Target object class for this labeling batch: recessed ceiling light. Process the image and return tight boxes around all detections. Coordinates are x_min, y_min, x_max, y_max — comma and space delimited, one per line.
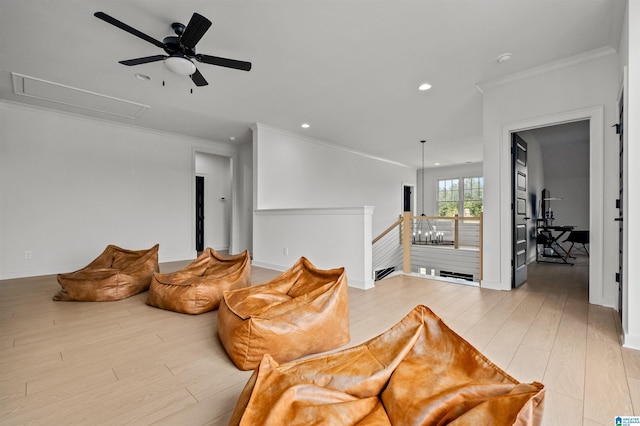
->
434, 162, 440, 166
135, 73, 151, 81
229, 136, 236, 142
418, 83, 432, 91
496, 53, 512, 63
301, 123, 310, 129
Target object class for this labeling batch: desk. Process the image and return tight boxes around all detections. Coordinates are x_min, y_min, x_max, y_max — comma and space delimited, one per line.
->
536, 222, 575, 265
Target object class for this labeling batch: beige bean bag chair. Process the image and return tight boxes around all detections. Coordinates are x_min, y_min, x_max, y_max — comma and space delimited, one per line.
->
54, 244, 159, 301
217, 257, 350, 370
146, 249, 251, 314
230, 305, 545, 426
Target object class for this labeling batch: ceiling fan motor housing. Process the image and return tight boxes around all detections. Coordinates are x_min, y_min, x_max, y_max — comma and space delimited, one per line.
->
162, 36, 195, 57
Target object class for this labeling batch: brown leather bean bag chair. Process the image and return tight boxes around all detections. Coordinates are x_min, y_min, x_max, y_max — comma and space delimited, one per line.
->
230, 305, 545, 426
217, 257, 350, 371
146, 249, 251, 314
54, 244, 159, 302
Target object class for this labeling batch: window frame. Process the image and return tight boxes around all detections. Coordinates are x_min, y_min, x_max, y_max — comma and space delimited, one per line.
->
436, 175, 483, 217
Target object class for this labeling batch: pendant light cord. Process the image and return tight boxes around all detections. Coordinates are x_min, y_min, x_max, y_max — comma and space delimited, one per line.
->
421, 140, 426, 215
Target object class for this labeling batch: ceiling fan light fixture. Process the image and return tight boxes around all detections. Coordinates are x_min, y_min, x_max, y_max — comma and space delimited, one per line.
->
164, 56, 196, 76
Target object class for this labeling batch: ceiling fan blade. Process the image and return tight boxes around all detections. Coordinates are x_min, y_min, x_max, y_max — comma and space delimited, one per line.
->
190, 68, 208, 86
180, 13, 212, 49
119, 55, 167, 66
94, 11, 165, 49
196, 54, 252, 71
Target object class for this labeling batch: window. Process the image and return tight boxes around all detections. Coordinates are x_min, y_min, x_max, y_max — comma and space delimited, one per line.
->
437, 177, 483, 217
463, 177, 483, 216
437, 179, 459, 216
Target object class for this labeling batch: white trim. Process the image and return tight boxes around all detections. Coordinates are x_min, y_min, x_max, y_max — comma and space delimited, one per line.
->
252, 123, 413, 169
252, 260, 372, 290
498, 106, 606, 305
476, 47, 616, 92
255, 206, 375, 216
402, 181, 416, 216
0, 99, 237, 153
11, 72, 150, 119
623, 332, 640, 351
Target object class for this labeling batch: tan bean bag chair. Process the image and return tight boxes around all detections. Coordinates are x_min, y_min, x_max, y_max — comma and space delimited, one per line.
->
218, 257, 350, 371
230, 305, 545, 426
146, 249, 251, 314
54, 244, 159, 301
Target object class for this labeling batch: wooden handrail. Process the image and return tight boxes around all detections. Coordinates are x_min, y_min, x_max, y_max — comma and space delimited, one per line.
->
372, 216, 403, 244
372, 212, 483, 282
411, 215, 481, 221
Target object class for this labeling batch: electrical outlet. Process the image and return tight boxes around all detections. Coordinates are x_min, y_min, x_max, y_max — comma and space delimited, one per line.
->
283, 247, 288, 256
24, 250, 32, 259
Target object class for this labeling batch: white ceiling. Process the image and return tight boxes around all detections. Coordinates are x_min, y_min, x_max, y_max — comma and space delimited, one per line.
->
0, 0, 625, 168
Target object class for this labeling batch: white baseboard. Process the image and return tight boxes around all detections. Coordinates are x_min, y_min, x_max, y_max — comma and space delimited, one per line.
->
252, 260, 375, 290
623, 332, 640, 351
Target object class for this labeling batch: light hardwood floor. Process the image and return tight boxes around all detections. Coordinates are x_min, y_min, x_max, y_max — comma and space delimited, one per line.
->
1, 253, 639, 425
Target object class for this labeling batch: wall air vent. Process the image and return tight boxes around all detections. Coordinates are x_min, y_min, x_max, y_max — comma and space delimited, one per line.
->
11, 73, 149, 119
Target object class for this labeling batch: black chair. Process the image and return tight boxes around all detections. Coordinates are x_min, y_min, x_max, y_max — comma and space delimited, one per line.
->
564, 230, 589, 257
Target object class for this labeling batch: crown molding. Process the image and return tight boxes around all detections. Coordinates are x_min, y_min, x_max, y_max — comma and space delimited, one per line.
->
252, 123, 413, 169
475, 46, 617, 93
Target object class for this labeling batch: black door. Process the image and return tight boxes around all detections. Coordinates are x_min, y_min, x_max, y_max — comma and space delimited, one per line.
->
195, 176, 204, 252
616, 98, 624, 317
512, 134, 529, 288
403, 185, 412, 212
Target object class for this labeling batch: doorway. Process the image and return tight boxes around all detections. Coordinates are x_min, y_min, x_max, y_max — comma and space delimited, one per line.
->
511, 119, 591, 289
194, 152, 232, 253
501, 107, 604, 304
403, 183, 415, 214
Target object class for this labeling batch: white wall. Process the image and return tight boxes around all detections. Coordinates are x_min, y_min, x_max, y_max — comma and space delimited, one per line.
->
417, 162, 483, 216
236, 141, 253, 254
0, 102, 240, 279
253, 124, 415, 236
195, 152, 231, 251
251, 124, 415, 287
481, 51, 619, 309
254, 207, 374, 289
540, 140, 590, 230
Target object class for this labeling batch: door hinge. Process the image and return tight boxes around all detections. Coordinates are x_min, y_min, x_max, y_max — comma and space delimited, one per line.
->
616, 272, 621, 283
616, 199, 622, 209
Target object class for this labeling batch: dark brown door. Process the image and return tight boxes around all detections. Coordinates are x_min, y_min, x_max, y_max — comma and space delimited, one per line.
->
196, 176, 204, 252
512, 134, 529, 288
616, 98, 624, 317
403, 185, 412, 212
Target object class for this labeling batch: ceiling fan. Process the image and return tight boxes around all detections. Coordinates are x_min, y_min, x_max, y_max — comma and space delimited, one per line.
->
94, 11, 252, 87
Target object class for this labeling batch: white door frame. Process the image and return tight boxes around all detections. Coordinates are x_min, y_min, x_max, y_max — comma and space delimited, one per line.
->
499, 106, 605, 305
